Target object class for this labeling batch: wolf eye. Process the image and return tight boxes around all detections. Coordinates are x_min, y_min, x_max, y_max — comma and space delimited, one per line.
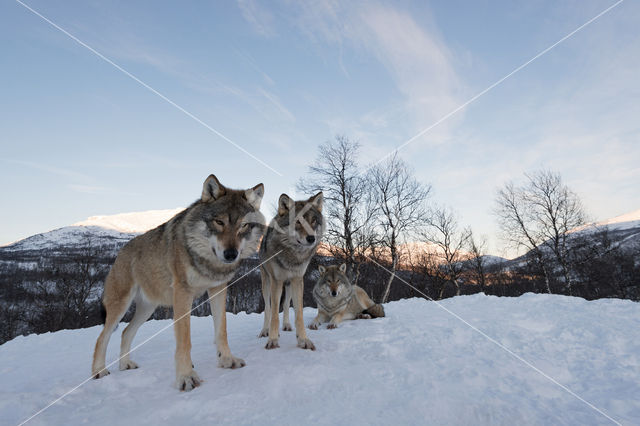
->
214, 219, 225, 226
240, 223, 250, 230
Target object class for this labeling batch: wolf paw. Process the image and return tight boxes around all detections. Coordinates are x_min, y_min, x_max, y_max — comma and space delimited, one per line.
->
119, 360, 139, 371
92, 368, 110, 379
327, 323, 338, 329
308, 323, 319, 330
357, 313, 372, 319
282, 323, 293, 332
265, 339, 280, 349
218, 355, 246, 369
258, 329, 269, 338
176, 371, 201, 392
297, 338, 316, 351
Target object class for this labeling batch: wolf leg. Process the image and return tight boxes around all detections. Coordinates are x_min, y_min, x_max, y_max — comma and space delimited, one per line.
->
266, 279, 283, 349
208, 285, 245, 369
119, 293, 157, 371
173, 285, 200, 391
291, 277, 315, 350
258, 269, 271, 338
364, 304, 385, 318
309, 310, 329, 330
355, 286, 385, 318
92, 275, 136, 379
282, 283, 293, 331
327, 311, 346, 329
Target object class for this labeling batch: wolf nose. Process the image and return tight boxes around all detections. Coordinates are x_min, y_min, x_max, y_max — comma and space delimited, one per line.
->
306, 235, 316, 244
331, 291, 337, 297
223, 249, 238, 262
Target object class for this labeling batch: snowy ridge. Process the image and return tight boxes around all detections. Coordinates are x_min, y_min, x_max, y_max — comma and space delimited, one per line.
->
72, 208, 184, 233
1, 208, 185, 252
1, 294, 638, 425
592, 208, 640, 231
574, 208, 640, 234
1, 226, 135, 252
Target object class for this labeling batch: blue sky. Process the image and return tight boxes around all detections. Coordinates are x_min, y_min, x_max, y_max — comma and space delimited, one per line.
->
1, 0, 638, 256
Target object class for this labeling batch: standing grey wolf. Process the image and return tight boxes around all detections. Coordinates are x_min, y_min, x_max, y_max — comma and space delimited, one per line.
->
91, 174, 265, 391
258, 192, 324, 350
309, 263, 385, 329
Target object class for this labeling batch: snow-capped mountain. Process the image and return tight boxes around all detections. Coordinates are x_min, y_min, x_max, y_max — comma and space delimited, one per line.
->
1, 208, 184, 254
572, 208, 640, 251
2, 207, 638, 264
72, 208, 185, 234
575, 208, 640, 233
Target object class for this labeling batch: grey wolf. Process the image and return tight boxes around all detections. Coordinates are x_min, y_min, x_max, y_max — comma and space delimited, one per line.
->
91, 174, 265, 391
258, 192, 324, 350
309, 263, 385, 329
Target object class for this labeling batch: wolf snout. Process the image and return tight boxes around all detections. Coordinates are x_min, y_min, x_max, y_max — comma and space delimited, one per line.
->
306, 235, 316, 244
331, 290, 337, 297
223, 248, 238, 262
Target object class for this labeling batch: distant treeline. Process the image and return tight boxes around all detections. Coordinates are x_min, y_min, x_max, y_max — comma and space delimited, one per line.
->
1, 229, 638, 345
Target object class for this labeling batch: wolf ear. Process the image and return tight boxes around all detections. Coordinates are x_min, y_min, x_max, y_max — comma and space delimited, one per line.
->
278, 193, 294, 216
318, 265, 326, 274
202, 174, 226, 202
309, 191, 323, 212
339, 263, 347, 273
244, 183, 264, 210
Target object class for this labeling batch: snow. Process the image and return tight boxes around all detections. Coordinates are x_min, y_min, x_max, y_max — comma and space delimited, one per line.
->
72, 208, 184, 234
1, 294, 639, 425
574, 209, 640, 234
1, 208, 185, 251
0, 226, 135, 252
596, 209, 640, 232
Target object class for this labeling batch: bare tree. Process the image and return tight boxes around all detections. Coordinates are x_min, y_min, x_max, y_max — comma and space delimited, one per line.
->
368, 153, 431, 303
467, 231, 488, 293
495, 181, 552, 293
525, 170, 585, 294
297, 135, 376, 282
494, 170, 586, 294
423, 206, 471, 299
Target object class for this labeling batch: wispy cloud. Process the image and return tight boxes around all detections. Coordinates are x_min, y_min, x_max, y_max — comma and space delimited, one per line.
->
257, 88, 295, 122
6, 159, 91, 181
67, 184, 141, 196
233, 48, 276, 86
236, 0, 276, 37
358, 5, 461, 138
67, 184, 111, 194
88, 22, 297, 130
238, 1, 462, 147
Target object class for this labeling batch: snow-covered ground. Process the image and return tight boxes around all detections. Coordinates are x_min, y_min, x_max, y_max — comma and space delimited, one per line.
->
1, 294, 639, 425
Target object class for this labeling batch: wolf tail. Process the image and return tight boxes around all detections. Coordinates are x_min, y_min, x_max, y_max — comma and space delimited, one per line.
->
364, 303, 385, 318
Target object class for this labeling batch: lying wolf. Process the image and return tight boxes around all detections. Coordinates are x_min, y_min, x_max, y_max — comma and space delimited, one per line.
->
92, 174, 265, 391
258, 192, 324, 350
309, 263, 385, 330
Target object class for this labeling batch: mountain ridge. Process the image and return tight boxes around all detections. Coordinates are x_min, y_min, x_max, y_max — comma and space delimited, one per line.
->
2, 207, 639, 257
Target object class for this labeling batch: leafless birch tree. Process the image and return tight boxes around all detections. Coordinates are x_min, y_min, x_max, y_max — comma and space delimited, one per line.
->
368, 153, 431, 303
297, 135, 376, 282
423, 206, 471, 299
494, 170, 586, 294
467, 231, 488, 293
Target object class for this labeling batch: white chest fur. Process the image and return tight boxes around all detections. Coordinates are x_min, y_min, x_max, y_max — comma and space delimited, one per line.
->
186, 266, 228, 290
